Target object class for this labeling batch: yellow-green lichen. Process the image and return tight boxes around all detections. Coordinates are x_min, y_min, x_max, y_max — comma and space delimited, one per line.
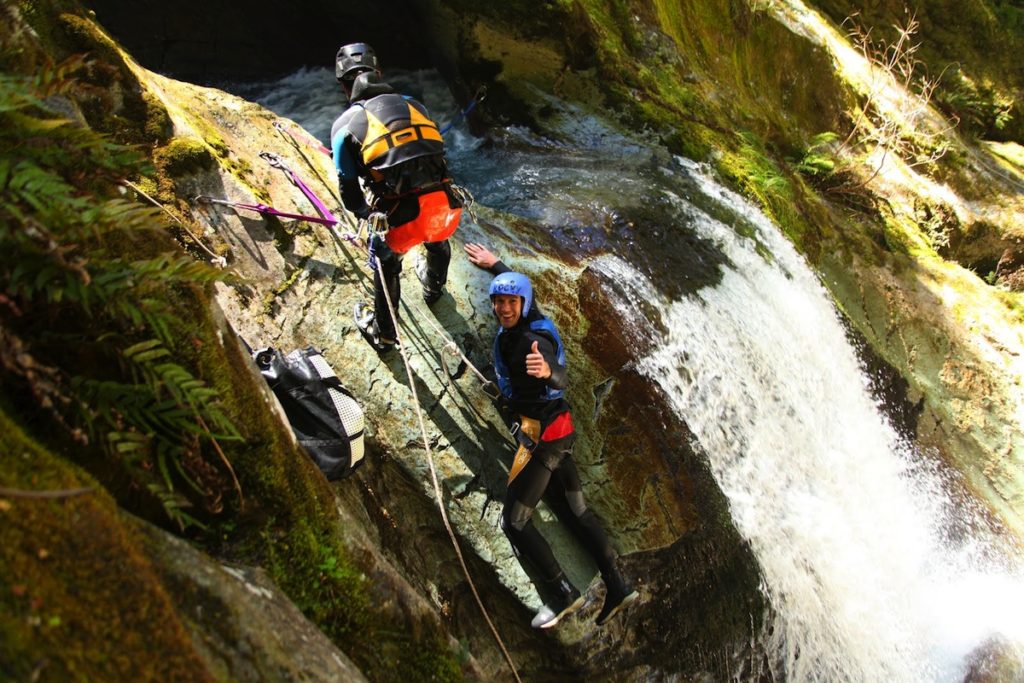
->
155, 137, 216, 176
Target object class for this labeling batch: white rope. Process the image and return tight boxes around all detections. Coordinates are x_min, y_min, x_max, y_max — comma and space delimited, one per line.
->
376, 260, 522, 683
120, 179, 227, 267
413, 303, 498, 396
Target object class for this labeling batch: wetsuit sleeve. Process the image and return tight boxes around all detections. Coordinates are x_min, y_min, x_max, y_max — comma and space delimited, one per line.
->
340, 177, 369, 219
488, 260, 512, 276
532, 333, 568, 391
331, 126, 370, 219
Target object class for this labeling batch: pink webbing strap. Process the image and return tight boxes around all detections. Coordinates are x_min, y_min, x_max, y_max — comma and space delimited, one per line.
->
251, 202, 337, 226
285, 168, 339, 226
259, 151, 339, 226
273, 120, 331, 157
194, 196, 337, 226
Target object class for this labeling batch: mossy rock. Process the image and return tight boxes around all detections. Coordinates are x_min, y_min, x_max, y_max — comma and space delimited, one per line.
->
155, 136, 216, 176
0, 408, 214, 682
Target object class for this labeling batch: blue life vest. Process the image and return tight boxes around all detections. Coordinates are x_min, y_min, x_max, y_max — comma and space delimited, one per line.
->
493, 315, 567, 402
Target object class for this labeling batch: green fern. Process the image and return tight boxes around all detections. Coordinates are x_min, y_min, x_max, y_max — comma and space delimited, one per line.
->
796, 131, 840, 177
0, 54, 242, 529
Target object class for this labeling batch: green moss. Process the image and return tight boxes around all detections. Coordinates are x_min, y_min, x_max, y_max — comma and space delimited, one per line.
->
999, 290, 1024, 322
155, 137, 216, 176
5, 4, 463, 680
149, 137, 222, 208
392, 632, 464, 682
142, 89, 174, 142
809, 0, 1024, 143
173, 290, 462, 682
878, 210, 933, 257
55, 11, 121, 66
263, 521, 370, 646
154, 136, 210, 174
983, 141, 1024, 180
662, 123, 714, 160
0, 407, 214, 682
172, 109, 270, 202
717, 131, 815, 249
260, 260, 306, 314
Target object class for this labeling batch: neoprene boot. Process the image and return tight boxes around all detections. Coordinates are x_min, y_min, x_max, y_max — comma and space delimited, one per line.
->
416, 241, 450, 305
595, 567, 639, 626
530, 573, 585, 629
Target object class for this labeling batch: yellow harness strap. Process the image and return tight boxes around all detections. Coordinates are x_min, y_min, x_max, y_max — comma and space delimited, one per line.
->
361, 104, 443, 165
507, 416, 540, 484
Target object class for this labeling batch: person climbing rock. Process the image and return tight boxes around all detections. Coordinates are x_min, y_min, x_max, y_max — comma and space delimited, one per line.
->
330, 42, 463, 351
465, 242, 640, 629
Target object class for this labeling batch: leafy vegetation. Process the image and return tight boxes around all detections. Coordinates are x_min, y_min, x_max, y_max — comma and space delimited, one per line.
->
1, 32, 462, 680
0, 53, 240, 530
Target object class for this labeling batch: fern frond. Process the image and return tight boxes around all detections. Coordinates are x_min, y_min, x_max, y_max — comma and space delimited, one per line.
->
2, 47, 243, 531
146, 482, 207, 532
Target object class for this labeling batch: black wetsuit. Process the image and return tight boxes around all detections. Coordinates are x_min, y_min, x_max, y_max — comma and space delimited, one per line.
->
488, 261, 618, 590
330, 73, 456, 338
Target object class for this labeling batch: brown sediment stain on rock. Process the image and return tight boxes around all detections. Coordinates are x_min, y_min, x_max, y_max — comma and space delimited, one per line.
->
577, 269, 700, 550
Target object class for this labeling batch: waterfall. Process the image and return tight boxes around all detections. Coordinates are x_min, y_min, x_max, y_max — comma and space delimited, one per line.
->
595, 158, 1024, 682
233, 67, 1024, 682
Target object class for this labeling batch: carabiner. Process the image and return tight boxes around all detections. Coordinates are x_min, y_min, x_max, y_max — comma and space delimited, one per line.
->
480, 380, 501, 401
366, 212, 390, 236
259, 151, 285, 169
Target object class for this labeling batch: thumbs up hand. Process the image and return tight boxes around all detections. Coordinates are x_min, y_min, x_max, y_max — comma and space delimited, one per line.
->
525, 340, 551, 379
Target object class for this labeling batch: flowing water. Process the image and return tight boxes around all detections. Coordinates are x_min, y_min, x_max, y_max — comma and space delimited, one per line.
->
231, 67, 1024, 682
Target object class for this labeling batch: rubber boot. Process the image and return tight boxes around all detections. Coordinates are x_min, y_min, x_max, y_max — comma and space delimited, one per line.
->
595, 567, 639, 626
530, 573, 585, 629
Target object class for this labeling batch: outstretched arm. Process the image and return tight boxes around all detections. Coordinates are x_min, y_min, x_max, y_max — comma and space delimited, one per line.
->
464, 243, 510, 275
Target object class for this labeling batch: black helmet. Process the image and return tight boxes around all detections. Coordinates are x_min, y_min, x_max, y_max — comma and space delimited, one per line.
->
335, 42, 378, 82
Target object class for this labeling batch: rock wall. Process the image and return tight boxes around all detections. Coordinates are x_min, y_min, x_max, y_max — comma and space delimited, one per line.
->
6, 0, 1024, 679
109, 12, 770, 677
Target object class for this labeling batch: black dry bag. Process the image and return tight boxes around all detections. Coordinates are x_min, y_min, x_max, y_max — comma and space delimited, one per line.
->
253, 347, 365, 480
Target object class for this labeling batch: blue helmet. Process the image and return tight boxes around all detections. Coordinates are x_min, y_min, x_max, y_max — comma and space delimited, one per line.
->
489, 271, 532, 317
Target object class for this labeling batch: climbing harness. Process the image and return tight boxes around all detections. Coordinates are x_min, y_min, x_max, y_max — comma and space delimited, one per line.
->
259, 152, 339, 226
336, 209, 392, 246
439, 85, 487, 136
343, 183, 475, 252
366, 211, 390, 237
507, 417, 540, 484
373, 254, 522, 683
